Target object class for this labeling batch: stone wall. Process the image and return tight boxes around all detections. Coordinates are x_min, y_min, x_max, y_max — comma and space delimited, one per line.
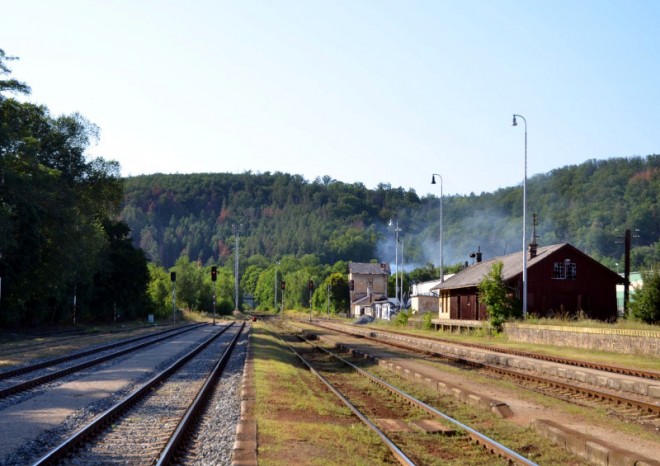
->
503, 323, 660, 356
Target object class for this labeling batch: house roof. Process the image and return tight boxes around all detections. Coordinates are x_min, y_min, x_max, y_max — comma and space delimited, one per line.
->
431, 243, 622, 291
351, 294, 389, 305
349, 262, 391, 275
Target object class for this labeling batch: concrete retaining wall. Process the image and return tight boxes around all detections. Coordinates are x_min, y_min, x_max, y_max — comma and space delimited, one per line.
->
504, 323, 660, 356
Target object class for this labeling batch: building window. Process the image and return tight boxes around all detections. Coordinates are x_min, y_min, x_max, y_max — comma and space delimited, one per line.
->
566, 262, 577, 280
553, 261, 577, 280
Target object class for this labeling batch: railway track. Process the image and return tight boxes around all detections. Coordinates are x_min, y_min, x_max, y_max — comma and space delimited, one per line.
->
301, 320, 660, 429
0, 323, 178, 360
0, 323, 206, 400
263, 318, 537, 466
344, 322, 660, 381
32, 322, 246, 465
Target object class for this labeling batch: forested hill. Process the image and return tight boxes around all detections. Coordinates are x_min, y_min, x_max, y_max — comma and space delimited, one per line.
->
120, 155, 660, 272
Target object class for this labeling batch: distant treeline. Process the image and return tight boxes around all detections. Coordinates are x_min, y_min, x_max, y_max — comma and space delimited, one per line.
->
121, 155, 660, 274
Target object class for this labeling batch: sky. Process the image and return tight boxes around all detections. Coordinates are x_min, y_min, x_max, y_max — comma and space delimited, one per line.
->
3, 0, 660, 197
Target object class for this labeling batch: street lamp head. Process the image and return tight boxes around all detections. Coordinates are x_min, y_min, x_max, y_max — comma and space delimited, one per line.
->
512, 114, 518, 126
431, 175, 436, 184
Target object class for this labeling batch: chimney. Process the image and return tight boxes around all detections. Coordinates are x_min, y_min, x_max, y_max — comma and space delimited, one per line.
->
469, 246, 482, 264
529, 212, 539, 259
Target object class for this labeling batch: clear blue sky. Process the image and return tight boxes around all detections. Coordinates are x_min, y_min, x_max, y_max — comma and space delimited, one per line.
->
4, 0, 660, 197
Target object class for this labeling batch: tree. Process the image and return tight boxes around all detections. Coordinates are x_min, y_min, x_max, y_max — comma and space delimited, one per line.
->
630, 269, 660, 324
478, 261, 515, 331
1, 50, 130, 326
0, 49, 30, 95
147, 263, 173, 318
311, 272, 350, 315
90, 220, 151, 322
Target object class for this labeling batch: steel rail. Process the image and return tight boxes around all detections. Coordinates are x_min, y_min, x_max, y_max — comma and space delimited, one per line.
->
263, 322, 416, 466
0, 323, 205, 381
304, 321, 660, 419
0, 323, 177, 357
313, 320, 660, 381
482, 364, 660, 416
0, 323, 208, 399
300, 334, 538, 466
155, 322, 246, 465
31, 323, 234, 466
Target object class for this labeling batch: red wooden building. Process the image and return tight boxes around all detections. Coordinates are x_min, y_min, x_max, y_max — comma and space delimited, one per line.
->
431, 243, 622, 321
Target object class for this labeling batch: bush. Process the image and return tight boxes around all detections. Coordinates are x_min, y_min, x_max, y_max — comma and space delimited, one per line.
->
422, 312, 434, 330
630, 268, 660, 324
393, 309, 411, 327
478, 261, 515, 332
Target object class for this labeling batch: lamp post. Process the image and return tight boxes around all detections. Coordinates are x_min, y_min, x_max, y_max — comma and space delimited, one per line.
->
512, 114, 528, 318
431, 174, 444, 283
388, 219, 401, 305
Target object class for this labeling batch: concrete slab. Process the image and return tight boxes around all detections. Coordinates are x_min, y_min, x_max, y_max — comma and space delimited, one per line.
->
376, 418, 415, 433
410, 419, 456, 435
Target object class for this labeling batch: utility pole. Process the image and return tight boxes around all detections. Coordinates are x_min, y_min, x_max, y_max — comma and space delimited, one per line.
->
624, 229, 631, 315
389, 219, 401, 305
233, 224, 240, 311
274, 261, 279, 309
170, 271, 177, 324
308, 279, 314, 321
617, 228, 639, 316
211, 266, 217, 325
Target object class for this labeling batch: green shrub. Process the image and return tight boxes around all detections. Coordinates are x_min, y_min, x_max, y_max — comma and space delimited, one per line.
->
630, 268, 660, 324
393, 309, 411, 327
422, 312, 434, 330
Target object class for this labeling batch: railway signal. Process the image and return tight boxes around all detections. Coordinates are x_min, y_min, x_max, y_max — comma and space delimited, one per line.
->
211, 266, 217, 282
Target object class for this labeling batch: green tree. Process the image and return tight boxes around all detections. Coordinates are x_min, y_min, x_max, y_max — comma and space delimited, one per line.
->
147, 263, 173, 318
90, 220, 151, 322
0, 49, 30, 95
629, 269, 660, 324
478, 261, 515, 331
311, 272, 350, 315
1, 50, 128, 326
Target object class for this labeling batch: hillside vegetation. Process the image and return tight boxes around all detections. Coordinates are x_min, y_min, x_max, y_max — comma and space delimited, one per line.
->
121, 156, 660, 273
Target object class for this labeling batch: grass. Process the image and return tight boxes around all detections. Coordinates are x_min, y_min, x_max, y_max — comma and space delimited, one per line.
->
366, 347, 660, 448
251, 324, 396, 465
362, 363, 592, 466
515, 315, 660, 331
362, 318, 660, 371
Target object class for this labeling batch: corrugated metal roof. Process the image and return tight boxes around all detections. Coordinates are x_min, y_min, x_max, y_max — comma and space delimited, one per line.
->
349, 262, 391, 275
431, 243, 567, 291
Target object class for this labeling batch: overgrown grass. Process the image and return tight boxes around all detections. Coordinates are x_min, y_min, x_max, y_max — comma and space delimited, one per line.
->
251, 324, 395, 465
518, 315, 660, 330
354, 316, 660, 371
362, 364, 593, 466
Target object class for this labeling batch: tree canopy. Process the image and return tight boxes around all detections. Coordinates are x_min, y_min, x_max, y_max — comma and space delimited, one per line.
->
0, 49, 148, 326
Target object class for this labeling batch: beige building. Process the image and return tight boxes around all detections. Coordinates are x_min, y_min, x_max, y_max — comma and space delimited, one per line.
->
348, 262, 392, 319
